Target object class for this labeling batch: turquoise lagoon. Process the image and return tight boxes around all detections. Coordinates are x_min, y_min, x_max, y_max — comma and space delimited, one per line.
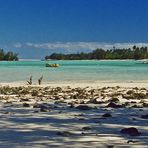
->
0, 60, 147, 83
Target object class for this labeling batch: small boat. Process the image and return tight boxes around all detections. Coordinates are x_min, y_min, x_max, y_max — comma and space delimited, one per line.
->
45, 63, 60, 67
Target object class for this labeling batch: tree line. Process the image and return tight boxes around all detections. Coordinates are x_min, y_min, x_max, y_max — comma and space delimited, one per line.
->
0, 49, 18, 61
45, 46, 148, 60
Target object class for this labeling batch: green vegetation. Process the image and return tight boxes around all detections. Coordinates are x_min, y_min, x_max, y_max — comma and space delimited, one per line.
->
0, 48, 18, 61
45, 46, 148, 60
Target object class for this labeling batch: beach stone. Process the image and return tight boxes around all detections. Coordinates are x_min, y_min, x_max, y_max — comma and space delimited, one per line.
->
3, 111, 9, 114
130, 101, 137, 103
78, 118, 85, 120
22, 103, 30, 107
107, 145, 114, 148
141, 114, 148, 119
107, 102, 123, 108
33, 103, 50, 112
56, 131, 73, 137
133, 92, 146, 99
33, 104, 41, 108
126, 90, 134, 94
88, 98, 98, 104
82, 126, 91, 130
127, 140, 137, 143
131, 104, 141, 108
31, 90, 39, 96
143, 103, 148, 107
110, 98, 119, 103
33, 103, 48, 109
20, 98, 30, 102
76, 105, 92, 110
40, 107, 49, 112
102, 113, 112, 117
88, 98, 104, 104
120, 127, 141, 136
122, 94, 135, 99
68, 103, 74, 108
79, 100, 85, 104
124, 102, 130, 106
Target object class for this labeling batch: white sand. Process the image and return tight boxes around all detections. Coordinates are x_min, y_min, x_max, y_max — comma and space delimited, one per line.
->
0, 103, 148, 147
0, 82, 147, 147
1, 81, 148, 88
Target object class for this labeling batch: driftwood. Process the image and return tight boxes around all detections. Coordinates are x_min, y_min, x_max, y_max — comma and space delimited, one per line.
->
38, 75, 43, 85
27, 76, 32, 85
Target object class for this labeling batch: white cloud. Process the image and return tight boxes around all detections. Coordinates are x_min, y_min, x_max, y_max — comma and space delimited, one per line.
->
13, 43, 22, 48
14, 42, 148, 51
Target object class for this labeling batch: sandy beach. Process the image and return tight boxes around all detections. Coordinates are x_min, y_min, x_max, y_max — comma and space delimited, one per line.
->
1, 81, 148, 88
0, 82, 147, 147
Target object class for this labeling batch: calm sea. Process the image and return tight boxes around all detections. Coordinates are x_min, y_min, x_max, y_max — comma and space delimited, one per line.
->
0, 60, 147, 83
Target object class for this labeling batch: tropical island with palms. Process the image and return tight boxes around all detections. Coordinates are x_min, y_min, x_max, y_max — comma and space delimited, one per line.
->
0, 49, 18, 61
45, 46, 148, 60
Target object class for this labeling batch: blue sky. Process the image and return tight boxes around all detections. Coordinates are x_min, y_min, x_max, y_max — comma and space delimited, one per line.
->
0, 0, 148, 58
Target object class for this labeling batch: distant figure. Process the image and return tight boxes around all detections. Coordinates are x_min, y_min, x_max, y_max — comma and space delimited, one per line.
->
38, 75, 43, 85
27, 76, 32, 85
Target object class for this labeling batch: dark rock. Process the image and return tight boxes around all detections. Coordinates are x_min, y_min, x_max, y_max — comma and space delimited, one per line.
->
102, 113, 112, 117
33, 110, 39, 113
82, 126, 91, 130
89, 98, 104, 104
23, 103, 30, 107
143, 103, 148, 107
120, 127, 141, 136
33, 103, 49, 109
110, 98, 119, 103
20, 98, 29, 102
141, 114, 148, 119
127, 90, 134, 95
88, 98, 105, 104
96, 101, 105, 104
76, 105, 92, 110
127, 140, 137, 143
107, 102, 123, 108
122, 94, 135, 100
56, 131, 73, 136
67, 103, 74, 108
40, 107, 50, 112
133, 93, 146, 99
33, 104, 50, 112
78, 118, 85, 120
131, 105, 141, 108
107, 145, 114, 148
33, 104, 41, 108
130, 101, 137, 103
124, 102, 130, 106
79, 101, 85, 104
3, 111, 9, 114
69, 104, 74, 108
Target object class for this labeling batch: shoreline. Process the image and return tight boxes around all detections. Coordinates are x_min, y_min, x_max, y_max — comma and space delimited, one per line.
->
1, 59, 148, 62
1, 81, 148, 88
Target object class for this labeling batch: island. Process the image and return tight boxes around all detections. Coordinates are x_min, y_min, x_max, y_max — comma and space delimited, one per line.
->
0, 48, 18, 61
45, 46, 148, 60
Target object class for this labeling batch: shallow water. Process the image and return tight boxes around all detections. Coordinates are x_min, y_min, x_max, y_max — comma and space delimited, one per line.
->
0, 60, 147, 83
